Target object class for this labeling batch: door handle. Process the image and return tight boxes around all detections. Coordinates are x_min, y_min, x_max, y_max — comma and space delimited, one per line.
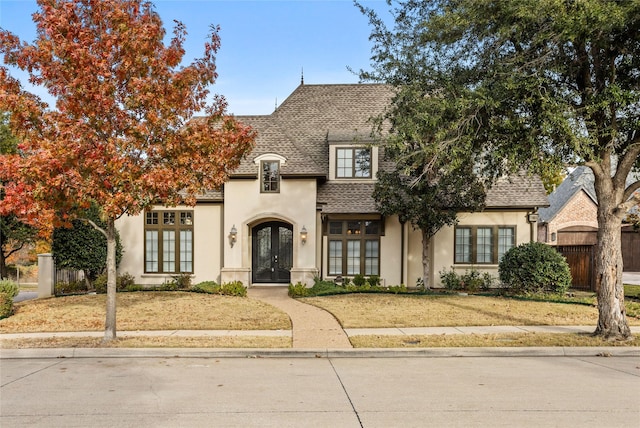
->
274, 255, 278, 263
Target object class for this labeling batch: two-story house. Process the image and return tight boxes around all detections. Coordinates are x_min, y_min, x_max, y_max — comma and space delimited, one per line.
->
115, 83, 548, 288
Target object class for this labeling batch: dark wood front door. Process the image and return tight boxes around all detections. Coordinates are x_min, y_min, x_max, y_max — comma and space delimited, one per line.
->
252, 222, 293, 283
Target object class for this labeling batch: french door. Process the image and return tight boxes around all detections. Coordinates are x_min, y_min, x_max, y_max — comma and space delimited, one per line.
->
252, 222, 293, 283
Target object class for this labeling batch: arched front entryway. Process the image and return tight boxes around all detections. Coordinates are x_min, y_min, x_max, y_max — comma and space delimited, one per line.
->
252, 221, 293, 284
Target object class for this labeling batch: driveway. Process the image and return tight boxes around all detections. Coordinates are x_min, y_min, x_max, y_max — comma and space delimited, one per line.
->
623, 272, 640, 285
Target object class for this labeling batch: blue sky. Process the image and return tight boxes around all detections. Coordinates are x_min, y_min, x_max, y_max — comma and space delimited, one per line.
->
0, 0, 389, 115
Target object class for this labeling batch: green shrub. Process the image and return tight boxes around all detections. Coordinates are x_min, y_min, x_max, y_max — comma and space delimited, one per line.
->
0, 293, 13, 319
0, 280, 18, 319
368, 275, 381, 287
353, 274, 366, 287
440, 268, 495, 292
55, 280, 88, 295
387, 284, 407, 294
460, 269, 483, 293
219, 281, 247, 297
499, 241, 572, 295
289, 282, 309, 297
159, 281, 178, 291
171, 273, 192, 290
94, 272, 137, 293
481, 272, 495, 291
0, 280, 20, 299
117, 273, 136, 290
440, 268, 462, 290
192, 281, 219, 294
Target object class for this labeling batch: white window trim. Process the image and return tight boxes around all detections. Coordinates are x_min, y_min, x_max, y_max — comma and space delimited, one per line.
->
254, 153, 287, 166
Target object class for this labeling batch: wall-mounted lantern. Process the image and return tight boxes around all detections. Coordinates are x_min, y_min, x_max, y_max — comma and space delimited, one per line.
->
229, 225, 238, 247
300, 226, 308, 245
551, 232, 557, 242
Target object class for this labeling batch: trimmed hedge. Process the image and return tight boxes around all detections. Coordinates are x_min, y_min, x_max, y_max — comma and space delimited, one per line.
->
499, 242, 572, 295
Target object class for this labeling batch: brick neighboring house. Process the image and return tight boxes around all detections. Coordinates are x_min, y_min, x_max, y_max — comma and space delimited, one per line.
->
116, 83, 549, 288
538, 166, 640, 290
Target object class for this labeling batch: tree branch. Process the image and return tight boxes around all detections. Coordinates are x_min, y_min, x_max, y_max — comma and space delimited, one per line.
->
77, 217, 108, 239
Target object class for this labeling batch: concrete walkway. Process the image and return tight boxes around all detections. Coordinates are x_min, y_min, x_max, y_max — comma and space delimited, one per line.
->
247, 286, 352, 348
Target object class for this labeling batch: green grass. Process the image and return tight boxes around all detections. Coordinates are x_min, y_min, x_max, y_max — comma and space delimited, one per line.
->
625, 284, 640, 299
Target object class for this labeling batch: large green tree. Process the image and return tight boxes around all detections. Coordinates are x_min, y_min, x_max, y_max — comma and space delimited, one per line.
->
0, 0, 255, 342
52, 204, 123, 285
359, 0, 639, 340
371, 86, 486, 288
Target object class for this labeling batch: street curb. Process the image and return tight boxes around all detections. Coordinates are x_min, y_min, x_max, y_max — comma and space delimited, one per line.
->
1, 346, 638, 359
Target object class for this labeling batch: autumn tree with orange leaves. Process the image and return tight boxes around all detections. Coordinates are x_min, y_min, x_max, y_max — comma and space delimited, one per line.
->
0, 0, 255, 341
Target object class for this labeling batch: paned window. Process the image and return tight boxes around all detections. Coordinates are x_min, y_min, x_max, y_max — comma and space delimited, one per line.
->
261, 160, 280, 192
455, 228, 472, 263
454, 226, 516, 264
476, 227, 493, 263
498, 227, 515, 261
144, 210, 194, 273
327, 219, 381, 276
336, 148, 371, 178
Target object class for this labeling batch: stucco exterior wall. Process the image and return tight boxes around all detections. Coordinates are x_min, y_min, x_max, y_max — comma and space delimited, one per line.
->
115, 203, 223, 286
221, 177, 318, 285
424, 210, 535, 287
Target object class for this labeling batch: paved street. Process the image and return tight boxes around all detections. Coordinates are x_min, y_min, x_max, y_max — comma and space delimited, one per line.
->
2, 355, 639, 427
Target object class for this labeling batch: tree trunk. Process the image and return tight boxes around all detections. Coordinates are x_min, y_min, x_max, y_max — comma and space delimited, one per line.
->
421, 229, 432, 289
0, 226, 7, 279
593, 173, 632, 340
103, 217, 117, 342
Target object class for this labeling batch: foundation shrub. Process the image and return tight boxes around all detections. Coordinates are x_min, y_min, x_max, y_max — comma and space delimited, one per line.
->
288, 282, 309, 297
367, 275, 381, 287
191, 281, 219, 294
353, 274, 366, 287
219, 281, 247, 297
499, 242, 572, 295
387, 284, 407, 294
169, 273, 192, 290
439, 268, 495, 292
440, 268, 462, 290
94, 272, 137, 293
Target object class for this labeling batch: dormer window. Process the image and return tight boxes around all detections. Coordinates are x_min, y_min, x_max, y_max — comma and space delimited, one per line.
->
261, 160, 280, 193
336, 148, 371, 178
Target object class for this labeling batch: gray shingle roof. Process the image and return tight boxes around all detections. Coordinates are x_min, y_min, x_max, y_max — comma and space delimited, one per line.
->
538, 166, 595, 223
485, 174, 549, 209
317, 182, 378, 214
203, 83, 549, 212
538, 165, 640, 222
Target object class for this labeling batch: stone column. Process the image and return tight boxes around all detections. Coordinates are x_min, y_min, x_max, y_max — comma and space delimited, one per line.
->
37, 253, 55, 298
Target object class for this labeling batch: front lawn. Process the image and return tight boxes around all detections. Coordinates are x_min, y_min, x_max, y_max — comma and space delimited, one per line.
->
0, 292, 291, 333
299, 293, 640, 328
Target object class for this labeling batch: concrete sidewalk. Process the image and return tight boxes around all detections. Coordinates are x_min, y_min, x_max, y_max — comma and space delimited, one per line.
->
3, 324, 640, 342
